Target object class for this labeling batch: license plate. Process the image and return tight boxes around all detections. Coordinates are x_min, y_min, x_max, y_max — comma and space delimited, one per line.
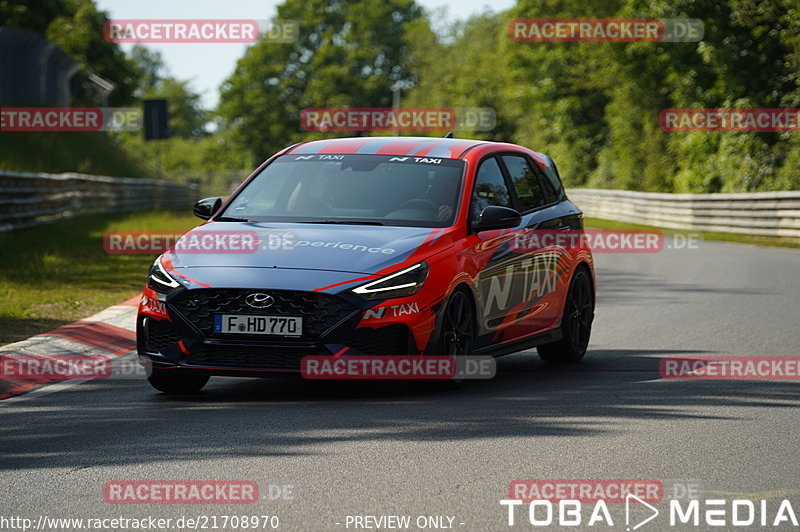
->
213, 314, 302, 336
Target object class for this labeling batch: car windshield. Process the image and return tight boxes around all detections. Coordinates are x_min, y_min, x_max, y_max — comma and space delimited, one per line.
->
221, 154, 464, 228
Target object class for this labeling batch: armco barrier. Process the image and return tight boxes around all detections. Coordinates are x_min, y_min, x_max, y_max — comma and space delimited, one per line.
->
567, 188, 800, 239
0, 169, 197, 232
2, 174, 798, 239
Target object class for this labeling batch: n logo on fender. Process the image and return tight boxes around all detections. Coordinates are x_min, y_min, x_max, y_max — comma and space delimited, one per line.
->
363, 302, 420, 320
483, 250, 560, 316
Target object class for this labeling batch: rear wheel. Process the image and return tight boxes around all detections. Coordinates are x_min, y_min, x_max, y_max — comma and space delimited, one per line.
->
538, 267, 594, 363
147, 368, 209, 394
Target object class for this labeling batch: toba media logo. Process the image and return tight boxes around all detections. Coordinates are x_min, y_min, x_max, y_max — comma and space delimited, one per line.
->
501, 479, 800, 528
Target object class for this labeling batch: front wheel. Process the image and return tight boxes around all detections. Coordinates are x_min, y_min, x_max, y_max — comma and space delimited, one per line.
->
538, 267, 594, 363
440, 289, 475, 358
147, 368, 209, 394
425, 289, 475, 387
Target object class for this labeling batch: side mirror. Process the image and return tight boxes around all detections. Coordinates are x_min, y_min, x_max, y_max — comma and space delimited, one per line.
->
193, 197, 223, 220
472, 205, 522, 232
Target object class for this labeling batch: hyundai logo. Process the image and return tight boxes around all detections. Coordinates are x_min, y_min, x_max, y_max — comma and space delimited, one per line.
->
245, 293, 274, 308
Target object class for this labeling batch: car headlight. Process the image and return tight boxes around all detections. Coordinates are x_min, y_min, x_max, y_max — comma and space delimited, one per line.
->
352, 262, 428, 300
147, 256, 181, 292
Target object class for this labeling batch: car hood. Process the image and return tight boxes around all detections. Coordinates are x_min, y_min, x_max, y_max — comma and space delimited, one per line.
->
166, 221, 449, 276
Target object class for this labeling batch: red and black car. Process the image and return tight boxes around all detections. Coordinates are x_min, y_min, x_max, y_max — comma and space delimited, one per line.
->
137, 136, 595, 393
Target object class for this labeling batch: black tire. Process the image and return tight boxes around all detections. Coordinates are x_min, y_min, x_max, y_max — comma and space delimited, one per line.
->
147, 368, 209, 394
538, 267, 594, 363
440, 289, 475, 359
423, 289, 475, 388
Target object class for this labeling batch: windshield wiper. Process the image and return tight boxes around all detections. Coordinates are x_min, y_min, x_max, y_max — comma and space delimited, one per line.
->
300, 219, 385, 226
214, 216, 252, 222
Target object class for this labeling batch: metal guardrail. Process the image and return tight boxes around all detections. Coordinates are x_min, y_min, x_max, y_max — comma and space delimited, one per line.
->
2, 173, 798, 238
568, 188, 800, 239
0, 169, 197, 232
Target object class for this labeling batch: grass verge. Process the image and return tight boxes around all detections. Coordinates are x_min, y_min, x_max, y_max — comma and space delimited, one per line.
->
1, 212, 795, 346
0, 132, 152, 177
0, 211, 200, 345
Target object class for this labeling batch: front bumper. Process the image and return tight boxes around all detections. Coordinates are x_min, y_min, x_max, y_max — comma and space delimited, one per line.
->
137, 287, 415, 375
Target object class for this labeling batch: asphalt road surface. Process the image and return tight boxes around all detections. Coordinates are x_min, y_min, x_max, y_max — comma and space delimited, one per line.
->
3, 237, 800, 531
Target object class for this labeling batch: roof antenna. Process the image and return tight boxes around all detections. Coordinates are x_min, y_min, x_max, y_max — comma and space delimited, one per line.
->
443, 132, 454, 138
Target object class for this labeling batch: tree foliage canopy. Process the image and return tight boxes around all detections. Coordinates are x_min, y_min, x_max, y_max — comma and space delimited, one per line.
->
4, 0, 799, 191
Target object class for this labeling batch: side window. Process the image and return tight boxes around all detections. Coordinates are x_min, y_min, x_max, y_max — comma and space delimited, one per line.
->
536, 163, 558, 203
472, 157, 512, 219
542, 155, 565, 199
229, 170, 293, 214
501, 155, 547, 211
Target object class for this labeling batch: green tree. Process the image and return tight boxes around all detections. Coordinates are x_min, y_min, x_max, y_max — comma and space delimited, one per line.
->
218, 0, 423, 162
0, 0, 140, 105
130, 45, 163, 90
0, 0, 70, 33
500, 0, 800, 192
502, 0, 622, 188
403, 10, 515, 140
130, 46, 209, 139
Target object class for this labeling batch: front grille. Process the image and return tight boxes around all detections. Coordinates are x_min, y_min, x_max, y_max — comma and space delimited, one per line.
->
145, 318, 180, 351
170, 289, 358, 340
185, 343, 321, 368
346, 325, 411, 355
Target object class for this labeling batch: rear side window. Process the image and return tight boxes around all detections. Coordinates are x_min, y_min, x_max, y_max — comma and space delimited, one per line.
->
501, 155, 547, 211
541, 155, 565, 199
538, 166, 558, 203
472, 157, 512, 218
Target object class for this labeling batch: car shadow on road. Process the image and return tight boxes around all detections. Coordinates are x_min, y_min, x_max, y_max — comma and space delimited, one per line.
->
3, 348, 800, 471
